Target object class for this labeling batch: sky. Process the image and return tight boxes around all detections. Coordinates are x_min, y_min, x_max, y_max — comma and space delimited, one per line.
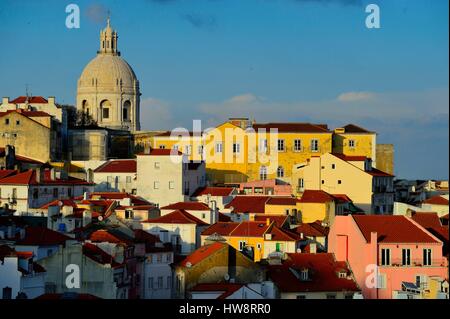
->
0, 0, 448, 180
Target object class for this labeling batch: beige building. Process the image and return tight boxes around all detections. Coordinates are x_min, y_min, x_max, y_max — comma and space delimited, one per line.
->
136, 149, 206, 207
292, 153, 394, 214
0, 110, 62, 162
77, 18, 140, 132
376, 144, 394, 175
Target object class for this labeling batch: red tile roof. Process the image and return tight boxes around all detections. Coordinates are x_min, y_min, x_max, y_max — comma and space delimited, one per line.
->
366, 168, 394, 177
266, 197, 298, 206
229, 221, 272, 237
40, 199, 78, 209
94, 159, 136, 173
137, 149, 183, 156
179, 242, 225, 267
332, 153, 368, 161
331, 194, 353, 203
0, 170, 17, 179
352, 215, 440, 244
0, 169, 93, 185
295, 221, 329, 237
253, 215, 288, 228
218, 213, 232, 222
422, 195, 449, 206
88, 229, 133, 245
88, 192, 150, 206
412, 212, 449, 242
82, 243, 122, 268
342, 124, 374, 134
0, 109, 52, 118
201, 222, 239, 236
266, 226, 300, 241
192, 187, 235, 197
299, 190, 335, 203
161, 202, 211, 211
190, 283, 244, 299
143, 209, 208, 225
252, 123, 330, 133
10, 96, 49, 104
16, 226, 71, 246
225, 196, 270, 214
267, 253, 360, 293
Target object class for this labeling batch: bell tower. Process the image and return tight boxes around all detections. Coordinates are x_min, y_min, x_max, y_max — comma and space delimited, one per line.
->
98, 17, 120, 56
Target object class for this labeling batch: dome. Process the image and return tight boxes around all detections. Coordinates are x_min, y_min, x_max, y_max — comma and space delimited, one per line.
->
78, 54, 138, 93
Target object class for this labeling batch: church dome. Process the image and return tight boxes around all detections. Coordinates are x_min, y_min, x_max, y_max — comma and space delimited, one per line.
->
78, 54, 138, 92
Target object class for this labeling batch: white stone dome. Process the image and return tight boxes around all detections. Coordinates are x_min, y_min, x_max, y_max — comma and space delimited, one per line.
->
78, 54, 138, 92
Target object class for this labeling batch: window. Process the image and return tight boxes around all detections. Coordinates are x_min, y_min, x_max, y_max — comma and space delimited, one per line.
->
125, 210, 133, 219
2, 287, 12, 299
326, 294, 336, 299
402, 248, 411, 266
345, 294, 354, 299
126, 176, 132, 183
184, 145, 192, 155
377, 273, 387, 289
215, 142, 223, 153
148, 277, 154, 289
310, 139, 319, 152
166, 254, 171, 263
298, 178, 304, 189
331, 164, 336, 169
123, 108, 128, 121
173, 145, 179, 152
154, 181, 160, 189
259, 166, 267, 180
296, 295, 306, 299
277, 139, 285, 152
68, 188, 72, 197
321, 180, 325, 184
381, 248, 391, 266
233, 143, 240, 154
238, 241, 246, 251
198, 145, 203, 155
256, 243, 262, 250
157, 254, 162, 263
159, 145, 166, 149
157, 277, 163, 289
33, 189, 38, 199
423, 248, 432, 266
5, 119, 9, 125
254, 187, 263, 194
16, 120, 20, 125
154, 162, 160, 169
277, 166, 284, 178
349, 139, 356, 148
102, 108, 109, 119
338, 180, 342, 185
53, 188, 58, 198
201, 213, 206, 219
294, 139, 302, 152
169, 181, 175, 189
166, 276, 172, 289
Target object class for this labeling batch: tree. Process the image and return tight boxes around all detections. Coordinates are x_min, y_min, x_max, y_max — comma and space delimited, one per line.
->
66, 105, 98, 128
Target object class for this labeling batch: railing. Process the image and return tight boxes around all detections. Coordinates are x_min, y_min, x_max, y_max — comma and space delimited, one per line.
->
380, 258, 448, 267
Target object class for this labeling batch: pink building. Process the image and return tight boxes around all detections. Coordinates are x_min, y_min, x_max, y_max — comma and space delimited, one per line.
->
328, 215, 448, 299
238, 179, 292, 196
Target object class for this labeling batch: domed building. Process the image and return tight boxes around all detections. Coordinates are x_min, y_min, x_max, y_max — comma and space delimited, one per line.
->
76, 18, 140, 131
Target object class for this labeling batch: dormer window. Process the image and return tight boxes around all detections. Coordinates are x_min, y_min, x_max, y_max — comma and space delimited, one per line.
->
300, 268, 309, 281
337, 270, 347, 278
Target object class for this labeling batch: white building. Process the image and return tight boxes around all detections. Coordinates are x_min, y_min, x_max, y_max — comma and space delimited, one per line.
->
93, 159, 137, 193
141, 209, 208, 255
0, 168, 94, 215
136, 149, 206, 207
160, 201, 218, 225
0, 245, 46, 299
191, 186, 237, 210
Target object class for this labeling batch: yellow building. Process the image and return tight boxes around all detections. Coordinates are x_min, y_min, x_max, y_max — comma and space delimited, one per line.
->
201, 220, 299, 262
332, 124, 377, 167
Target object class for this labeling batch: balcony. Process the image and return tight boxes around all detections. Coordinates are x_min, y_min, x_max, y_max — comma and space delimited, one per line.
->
380, 258, 448, 268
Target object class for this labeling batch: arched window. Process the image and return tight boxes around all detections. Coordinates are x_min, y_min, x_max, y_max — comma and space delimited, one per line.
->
100, 100, 111, 120
123, 100, 131, 121
260, 166, 267, 180
277, 166, 284, 178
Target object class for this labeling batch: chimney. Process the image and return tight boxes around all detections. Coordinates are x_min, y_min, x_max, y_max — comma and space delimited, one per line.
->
266, 218, 271, 226
50, 168, 56, 181
83, 192, 89, 200
48, 97, 55, 105
83, 210, 92, 227
210, 200, 218, 224
310, 242, 317, 254
5, 145, 15, 170
86, 168, 93, 183
2, 97, 9, 105
35, 167, 41, 183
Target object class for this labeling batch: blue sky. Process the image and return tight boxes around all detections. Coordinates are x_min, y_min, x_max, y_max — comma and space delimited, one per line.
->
0, 0, 448, 179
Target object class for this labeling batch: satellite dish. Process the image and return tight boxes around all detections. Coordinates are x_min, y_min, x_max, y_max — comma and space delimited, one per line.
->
186, 262, 192, 268
224, 273, 230, 281
98, 216, 103, 221
58, 201, 63, 207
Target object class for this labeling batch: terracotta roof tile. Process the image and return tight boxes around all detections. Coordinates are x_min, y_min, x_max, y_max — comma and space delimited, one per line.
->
161, 202, 211, 211
136, 149, 183, 156
252, 123, 330, 133
16, 226, 71, 246
201, 222, 239, 236
10, 96, 49, 104
352, 215, 440, 244
94, 159, 136, 173
229, 221, 272, 237
422, 196, 449, 206
179, 242, 225, 267
225, 196, 270, 214
299, 190, 335, 203
192, 187, 235, 197
143, 209, 208, 225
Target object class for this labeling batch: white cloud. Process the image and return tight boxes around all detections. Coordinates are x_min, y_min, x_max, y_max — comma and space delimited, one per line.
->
337, 91, 375, 102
